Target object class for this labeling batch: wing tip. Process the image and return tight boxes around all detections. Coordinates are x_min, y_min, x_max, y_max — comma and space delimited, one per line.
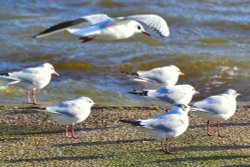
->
120, 120, 141, 126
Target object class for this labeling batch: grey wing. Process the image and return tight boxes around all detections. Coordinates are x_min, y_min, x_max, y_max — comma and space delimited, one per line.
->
138, 69, 165, 84
34, 14, 113, 38
149, 87, 175, 103
126, 14, 170, 37
164, 87, 190, 104
141, 115, 184, 132
193, 96, 229, 114
45, 100, 80, 117
6, 67, 43, 84
81, 13, 113, 24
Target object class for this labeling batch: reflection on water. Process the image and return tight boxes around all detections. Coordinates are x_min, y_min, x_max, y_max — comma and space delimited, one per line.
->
0, 0, 250, 105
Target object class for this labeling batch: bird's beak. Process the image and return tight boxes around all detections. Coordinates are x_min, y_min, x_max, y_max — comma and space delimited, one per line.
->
53, 71, 60, 77
195, 91, 200, 94
142, 31, 151, 36
179, 72, 185, 76
93, 103, 99, 107
236, 93, 241, 97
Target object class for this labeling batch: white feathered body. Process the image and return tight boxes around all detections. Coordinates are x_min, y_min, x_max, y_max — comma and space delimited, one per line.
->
0, 66, 52, 90
136, 66, 181, 88
193, 94, 237, 121
45, 97, 93, 125
138, 106, 190, 139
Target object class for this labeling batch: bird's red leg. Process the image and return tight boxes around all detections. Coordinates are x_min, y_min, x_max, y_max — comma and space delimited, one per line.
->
217, 121, 228, 138
207, 120, 212, 136
31, 89, 38, 105
161, 139, 166, 152
65, 125, 69, 138
165, 108, 170, 112
162, 138, 174, 154
79, 36, 95, 43
26, 90, 32, 104
71, 124, 77, 139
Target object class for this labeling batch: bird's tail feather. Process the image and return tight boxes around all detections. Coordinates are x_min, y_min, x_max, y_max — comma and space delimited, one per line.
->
128, 89, 148, 96
0, 73, 9, 76
190, 107, 207, 112
121, 71, 139, 78
30, 106, 47, 111
119, 120, 141, 126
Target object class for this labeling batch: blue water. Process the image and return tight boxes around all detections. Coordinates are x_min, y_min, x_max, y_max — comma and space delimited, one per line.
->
0, 0, 250, 105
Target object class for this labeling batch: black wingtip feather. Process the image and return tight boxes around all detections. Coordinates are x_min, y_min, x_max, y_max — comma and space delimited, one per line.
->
120, 120, 142, 126
30, 106, 46, 110
33, 18, 84, 38
0, 73, 9, 76
121, 71, 139, 77
128, 90, 148, 96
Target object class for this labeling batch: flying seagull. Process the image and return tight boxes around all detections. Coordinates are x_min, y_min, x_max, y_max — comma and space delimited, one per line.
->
33, 13, 169, 42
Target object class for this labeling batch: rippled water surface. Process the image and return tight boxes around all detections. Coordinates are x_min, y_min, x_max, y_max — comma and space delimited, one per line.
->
1, 0, 250, 105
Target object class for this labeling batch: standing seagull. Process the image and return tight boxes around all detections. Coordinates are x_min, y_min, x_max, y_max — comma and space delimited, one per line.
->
120, 104, 190, 154
191, 89, 240, 137
0, 63, 60, 104
33, 96, 95, 138
122, 65, 184, 88
129, 84, 199, 110
33, 13, 169, 42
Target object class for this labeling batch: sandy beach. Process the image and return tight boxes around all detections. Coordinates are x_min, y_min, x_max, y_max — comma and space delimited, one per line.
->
0, 103, 249, 166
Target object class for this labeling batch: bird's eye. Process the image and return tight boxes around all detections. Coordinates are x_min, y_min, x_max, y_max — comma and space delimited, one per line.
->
51, 67, 54, 71
137, 26, 141, 30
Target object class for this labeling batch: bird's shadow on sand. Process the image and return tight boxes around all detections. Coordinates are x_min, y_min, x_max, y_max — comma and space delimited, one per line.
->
54, 138, 156, 147
0, 137, 23, 142
4, 154, 113, 163
133, 144, 250, 154
148, 154, 250, 164
0, 125, 121, 136
189, 122, 250, 129
137, 145, 250, 165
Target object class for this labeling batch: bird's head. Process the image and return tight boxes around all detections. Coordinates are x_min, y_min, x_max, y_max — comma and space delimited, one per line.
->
42, 63, 60, 77
184, 85, 200, 95
80, 96, 95, 107
176, 104, 190, 113
224, 89, 241, 98
170, 65, 184, 76
130, 21, 150, 36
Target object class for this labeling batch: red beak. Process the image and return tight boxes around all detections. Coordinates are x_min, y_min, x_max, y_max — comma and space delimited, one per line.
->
142, 31, 151, 36
236, 93, 241, 97
53, 71, 60, 77
179, 72, 185, 76
195, 91, 200, 94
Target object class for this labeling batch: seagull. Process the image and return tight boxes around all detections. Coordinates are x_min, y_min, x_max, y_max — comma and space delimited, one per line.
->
122, 65, 184, 88
0, 63, 60, 104
129, 84, 199, 111
33, 13, 169, 42
120, 104, 190, 154
191, 89, 240, 137
32, 96, 95, 138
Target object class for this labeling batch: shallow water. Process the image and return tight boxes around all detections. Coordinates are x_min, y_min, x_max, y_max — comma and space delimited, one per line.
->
0, 0, 250, 105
